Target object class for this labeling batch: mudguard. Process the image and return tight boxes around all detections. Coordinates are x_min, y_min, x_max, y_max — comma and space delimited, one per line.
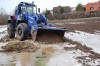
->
28, 15, 38, 32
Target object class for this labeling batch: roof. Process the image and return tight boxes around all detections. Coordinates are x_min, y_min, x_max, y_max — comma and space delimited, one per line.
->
86, 2, 100, 6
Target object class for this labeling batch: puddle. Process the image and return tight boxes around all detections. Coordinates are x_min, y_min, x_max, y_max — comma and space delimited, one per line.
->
65, 31, 100, 54
0, 42, 99, 66
0, 25, 7, 28
1, 25, 100, 66
0, 52, 36, 66
0, 44, 56, 66
0, 48, 53, 66
0, 25, 7, 39
67, 22, 86, 24
0, 43, 81, 66
47, 50, 82, 66
0, 43, 8, 50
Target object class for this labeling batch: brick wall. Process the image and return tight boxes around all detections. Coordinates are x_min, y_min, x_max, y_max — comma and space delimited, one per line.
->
85, 2, 100, 13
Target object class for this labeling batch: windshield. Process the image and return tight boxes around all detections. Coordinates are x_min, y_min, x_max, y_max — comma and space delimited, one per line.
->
21, 5, 36, 14
27, 6, 36, 14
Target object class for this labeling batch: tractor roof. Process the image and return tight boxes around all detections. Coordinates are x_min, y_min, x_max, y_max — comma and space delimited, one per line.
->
19, 2, 35, 7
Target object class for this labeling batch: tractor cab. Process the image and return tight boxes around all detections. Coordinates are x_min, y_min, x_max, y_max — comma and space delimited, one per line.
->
15, 2, 37, 15
15, 2, 47, 26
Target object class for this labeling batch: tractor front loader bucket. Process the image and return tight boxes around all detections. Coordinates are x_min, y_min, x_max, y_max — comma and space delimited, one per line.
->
35, 28, 66, 43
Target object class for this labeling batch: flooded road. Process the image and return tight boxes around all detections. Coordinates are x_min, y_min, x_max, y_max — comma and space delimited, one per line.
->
0, 25, 100, 66
0, 43, 100, 66
0, 44, 81, 66
0, 52, 35, 66
47, 50, 82, 66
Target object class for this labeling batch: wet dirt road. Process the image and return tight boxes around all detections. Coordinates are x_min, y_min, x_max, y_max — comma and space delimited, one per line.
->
0, 20, 100, 66
0, 42, 100, 66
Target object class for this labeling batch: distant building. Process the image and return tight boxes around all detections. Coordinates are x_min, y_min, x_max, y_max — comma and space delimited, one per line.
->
85, 1, 100, 13
53, 5, 71, 15
70, 7, 76, 13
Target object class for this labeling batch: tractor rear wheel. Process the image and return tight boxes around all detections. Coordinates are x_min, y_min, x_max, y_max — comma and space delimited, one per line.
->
7, 23, 15, 38
16, 23, 29, 41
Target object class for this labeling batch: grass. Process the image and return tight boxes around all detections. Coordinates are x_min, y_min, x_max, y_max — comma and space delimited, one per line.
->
1, 63, 16, 66
34, 59, 46, 66
2, 35, 9, 39
10, 63, 16, 66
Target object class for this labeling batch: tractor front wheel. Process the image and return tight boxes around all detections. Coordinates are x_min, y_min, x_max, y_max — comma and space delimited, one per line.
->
16, 23, 29, 41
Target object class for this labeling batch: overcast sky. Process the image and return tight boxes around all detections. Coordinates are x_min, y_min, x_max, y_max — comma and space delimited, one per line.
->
0, 0, 98, 14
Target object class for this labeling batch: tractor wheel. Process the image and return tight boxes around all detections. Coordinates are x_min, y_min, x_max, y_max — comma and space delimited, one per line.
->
7, 23, 15, 38
16, 23, 29, 41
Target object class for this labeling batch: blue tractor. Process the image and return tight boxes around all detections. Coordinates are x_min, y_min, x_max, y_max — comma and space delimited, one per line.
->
7, 2, 66, 43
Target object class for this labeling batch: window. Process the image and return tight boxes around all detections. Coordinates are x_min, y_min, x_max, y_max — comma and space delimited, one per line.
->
90, 7, 94, 10
98, 7, 100, 9
27, 6, 34, 14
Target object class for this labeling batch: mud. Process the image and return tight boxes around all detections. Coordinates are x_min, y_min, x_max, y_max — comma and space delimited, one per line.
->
55, 21, 100, 33
0, 35, 11, 43
0, 37, 100, 66
0, 38, 6, 43
2, 41, 38, 52
36, 34, 64, 44
65, 39, 100, 58
64, 38, 100, 65
36, 30, 65, 43
0, 19, 100, 66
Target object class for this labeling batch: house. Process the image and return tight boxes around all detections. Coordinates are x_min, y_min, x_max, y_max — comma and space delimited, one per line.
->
53, 5, 71, 15
85, 1, 100, 13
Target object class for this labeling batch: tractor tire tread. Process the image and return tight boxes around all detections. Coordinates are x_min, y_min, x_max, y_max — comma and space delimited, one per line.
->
16, 23, 29, 41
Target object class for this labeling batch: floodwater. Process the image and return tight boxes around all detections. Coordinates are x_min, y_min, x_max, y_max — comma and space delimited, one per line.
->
0, 44, 49, 66
47, 50, 82, 66
0, 44, 82, 66
0, 52, 35, 66
0, 25, 100, 66
65, 31, 100, 54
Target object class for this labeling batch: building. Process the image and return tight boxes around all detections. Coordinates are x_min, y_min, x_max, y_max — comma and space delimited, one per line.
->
85, 1, 100, 13
53, 5, 71, 15
70, 7, 76, 13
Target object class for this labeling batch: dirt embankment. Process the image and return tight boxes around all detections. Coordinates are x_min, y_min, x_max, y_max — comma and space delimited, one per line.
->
2, 41, 38, 52
50, 17, 100, 33
62, 21, 100, 33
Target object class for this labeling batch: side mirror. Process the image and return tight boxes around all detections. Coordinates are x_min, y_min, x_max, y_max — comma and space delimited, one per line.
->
38, 8, 40, 13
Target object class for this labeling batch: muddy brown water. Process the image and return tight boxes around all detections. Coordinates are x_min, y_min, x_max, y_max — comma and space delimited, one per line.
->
0, 20, 100, 66
0, 41, 56, 66
0, 52, 35, 66
0, 42, 82, 66
0, 42, 100, 66
0, 45, 48, 66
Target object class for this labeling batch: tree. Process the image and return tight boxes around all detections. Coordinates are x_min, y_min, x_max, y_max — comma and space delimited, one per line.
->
43, 9, 51, 17
0, 7, 7, 16
0, 7, 8, 25
76, 3, 84, 12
